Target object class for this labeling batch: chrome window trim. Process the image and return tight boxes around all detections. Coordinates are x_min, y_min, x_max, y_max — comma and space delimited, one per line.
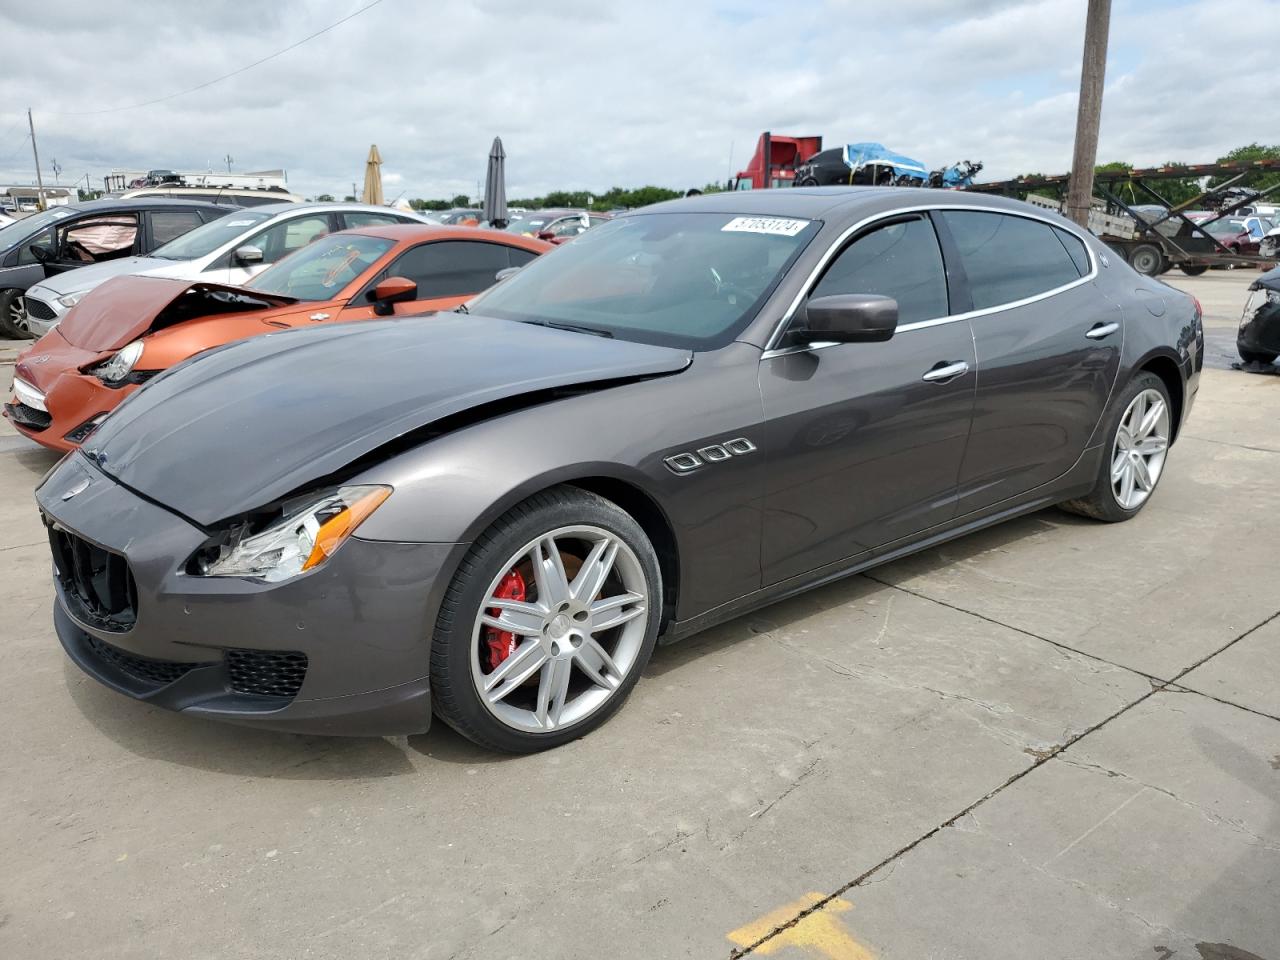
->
762, 203, 1099, 353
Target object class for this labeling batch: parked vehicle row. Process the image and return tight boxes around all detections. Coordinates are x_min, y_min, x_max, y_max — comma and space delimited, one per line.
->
0, 199, 234, 337
27, 188, 1203, 752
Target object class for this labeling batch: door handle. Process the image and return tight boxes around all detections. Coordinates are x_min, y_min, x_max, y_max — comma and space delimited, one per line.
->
1086, 322, 1120, 340
921, 361, 970, 383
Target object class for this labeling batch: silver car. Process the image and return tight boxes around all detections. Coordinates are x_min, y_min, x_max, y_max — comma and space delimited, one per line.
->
22, 203, 429, 337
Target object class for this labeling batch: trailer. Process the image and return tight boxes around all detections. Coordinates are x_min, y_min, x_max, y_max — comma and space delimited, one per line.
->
966, 159, 1280, 275
729, 132, 823, 190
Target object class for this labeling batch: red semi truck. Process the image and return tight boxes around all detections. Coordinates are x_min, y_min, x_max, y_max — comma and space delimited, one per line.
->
729, 132, 823, 190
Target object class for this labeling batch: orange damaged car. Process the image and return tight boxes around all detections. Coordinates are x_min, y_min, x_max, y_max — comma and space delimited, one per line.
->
5, 225, 551, 451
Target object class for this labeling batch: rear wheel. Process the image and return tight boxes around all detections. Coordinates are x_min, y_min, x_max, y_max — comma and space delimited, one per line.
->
0, 289, 30, 339
797, 176, 819, 187
431, 486, 661, 752
1060, 372, 1173, 522
1128, 244, 1165, 276
1179, 264, 1209, 276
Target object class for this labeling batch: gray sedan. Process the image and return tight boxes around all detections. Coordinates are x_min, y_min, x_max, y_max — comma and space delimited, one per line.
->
36, 188, 1202, 752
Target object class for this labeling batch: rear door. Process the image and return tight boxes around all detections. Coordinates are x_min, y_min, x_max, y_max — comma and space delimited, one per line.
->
341, 240, 538, 319
936, 209, 1121, 514
759, 214, 977, 583
143, 207, 206, 253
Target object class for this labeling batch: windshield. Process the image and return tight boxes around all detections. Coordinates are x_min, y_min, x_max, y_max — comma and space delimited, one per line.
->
505, 215, 551, 234
468, 212, 820, 349
150, 210, 272, 260
0, 206, 76, 250
1204, 219, 1247, 236
247, 234, 395, 301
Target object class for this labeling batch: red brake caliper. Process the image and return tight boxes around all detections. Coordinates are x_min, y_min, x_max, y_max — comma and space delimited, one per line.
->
485, 568, 528, 671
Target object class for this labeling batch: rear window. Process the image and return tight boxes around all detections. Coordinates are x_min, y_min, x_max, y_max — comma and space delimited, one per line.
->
939, 211, 1082, 309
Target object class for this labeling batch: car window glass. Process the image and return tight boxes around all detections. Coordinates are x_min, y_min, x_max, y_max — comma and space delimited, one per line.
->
342, 212, 401, 228
1052, 227, 1090, 277
15, 227, 53, 265
507, 247, 537, 268
941, 211, 1083, 309
248, 235, 395, 301
248, 215, 331, 265
59, 214, 139, 263
151, 210, 273, 260
548, 218, 587, 238
810, 216, 948, 324
149, 209, 205, 246
384, 240, 519, 298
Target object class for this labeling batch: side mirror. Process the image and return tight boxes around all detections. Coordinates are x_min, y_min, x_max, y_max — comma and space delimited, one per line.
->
368, 276, 418, 316
494, 266, 522, 282
233, 244, 264, 265
801, 294, 898, 343
30, 243, 54, 263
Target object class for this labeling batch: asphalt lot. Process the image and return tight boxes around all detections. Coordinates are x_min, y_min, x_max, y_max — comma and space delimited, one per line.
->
1, 269, 1277, 960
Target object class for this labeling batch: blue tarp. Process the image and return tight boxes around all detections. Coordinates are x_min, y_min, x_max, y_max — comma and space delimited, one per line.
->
939, 163, 979, 187
843, 142, 929, 179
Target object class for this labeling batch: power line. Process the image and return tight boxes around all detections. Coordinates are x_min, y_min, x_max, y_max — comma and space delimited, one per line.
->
47, 0, 388, 117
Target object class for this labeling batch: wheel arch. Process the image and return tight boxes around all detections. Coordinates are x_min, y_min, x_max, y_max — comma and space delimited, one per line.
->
1134, 350, 1186, 441
452, 465, 682, 631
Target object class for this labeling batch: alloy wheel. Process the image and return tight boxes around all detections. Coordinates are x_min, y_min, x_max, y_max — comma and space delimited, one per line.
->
1111, 388, 1170, 510
469, 524, 648, 734
7, 294, 28, 334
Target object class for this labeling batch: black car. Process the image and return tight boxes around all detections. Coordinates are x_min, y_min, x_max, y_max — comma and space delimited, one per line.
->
37, 188, 1202, 752
0, 199, 230, 338
1237, 264, 1280, 365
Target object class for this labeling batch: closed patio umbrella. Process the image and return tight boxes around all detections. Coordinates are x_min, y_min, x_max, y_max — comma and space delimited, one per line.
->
361, 144, 384, 206
483, 137, 508, 229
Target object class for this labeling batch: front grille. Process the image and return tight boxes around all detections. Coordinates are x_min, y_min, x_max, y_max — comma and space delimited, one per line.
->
4, 400, 51, 431
84, 634, 214, 687
24, 297, 56, 321
48, 524, 137, 632
226, 649, 308, 698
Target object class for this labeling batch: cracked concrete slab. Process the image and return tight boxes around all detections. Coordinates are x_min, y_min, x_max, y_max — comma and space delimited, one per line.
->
3, 273, 1279, 960
872, 372, 1280, 680
754, 692, 1280, 959
1179, 615, 1280, 720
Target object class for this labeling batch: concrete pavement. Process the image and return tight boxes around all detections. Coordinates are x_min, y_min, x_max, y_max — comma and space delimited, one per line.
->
1, 271, 1276, 960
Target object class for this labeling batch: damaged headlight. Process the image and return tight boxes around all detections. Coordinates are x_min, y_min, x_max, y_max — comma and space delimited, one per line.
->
193, 485, 391, 583
57, 291, 88, 309
91, 341, 144, 383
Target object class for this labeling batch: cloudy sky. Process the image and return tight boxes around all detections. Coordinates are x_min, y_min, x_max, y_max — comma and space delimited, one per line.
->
0, 0, 1273, 201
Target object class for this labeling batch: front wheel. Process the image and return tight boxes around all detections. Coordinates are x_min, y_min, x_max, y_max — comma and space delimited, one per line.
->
430, 486, 661, 752
1060, 372, 1173, 522
1179, 264, 1209, 276
1238, 347, 1278, 365
0, 289, 30, 339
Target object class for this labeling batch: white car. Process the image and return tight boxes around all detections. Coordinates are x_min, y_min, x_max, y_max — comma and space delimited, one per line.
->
0, 212, 15, 228
22, 202, 428, 337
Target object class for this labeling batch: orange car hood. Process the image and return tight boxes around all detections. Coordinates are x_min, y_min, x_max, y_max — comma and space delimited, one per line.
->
58, 275, 297, 354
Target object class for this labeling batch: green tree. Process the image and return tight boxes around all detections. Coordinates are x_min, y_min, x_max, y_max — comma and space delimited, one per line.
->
450, 193, 471, 207
315, 193, 335, 202
1210, 143, 1280, 191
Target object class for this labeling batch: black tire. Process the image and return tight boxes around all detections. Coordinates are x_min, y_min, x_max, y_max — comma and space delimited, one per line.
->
1127, 244, 1164, 276
430, 485, 662, 753
797, 177, 819, 187
1179, 264, 1209, 276
0, 288, 30, 339
1060, 372, 1173, 523
1238, 347, 1278, 365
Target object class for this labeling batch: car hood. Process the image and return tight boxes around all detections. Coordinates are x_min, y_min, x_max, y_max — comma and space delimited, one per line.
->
83, 314, 693, 526
56, 275, 297, 353
30, 256, 174, 297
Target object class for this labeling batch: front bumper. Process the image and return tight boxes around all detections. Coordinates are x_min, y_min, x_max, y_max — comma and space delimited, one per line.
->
38, 455, 467, 736
22, 292, 64, 337
7, 370, 135, 453
1238, 295, 1280, 356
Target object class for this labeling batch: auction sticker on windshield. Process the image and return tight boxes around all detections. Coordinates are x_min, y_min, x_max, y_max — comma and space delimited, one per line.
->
721, 216, 809, 236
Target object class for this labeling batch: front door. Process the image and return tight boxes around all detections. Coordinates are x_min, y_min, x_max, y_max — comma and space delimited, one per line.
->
223, 213, 334, 286
935, 210, 1123, 514
760, 214, 977, 584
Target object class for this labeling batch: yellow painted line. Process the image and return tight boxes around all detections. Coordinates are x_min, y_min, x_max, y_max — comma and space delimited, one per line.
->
727, 893, 876, 959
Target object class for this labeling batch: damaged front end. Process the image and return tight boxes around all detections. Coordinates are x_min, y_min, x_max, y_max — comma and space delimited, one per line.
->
1237, 266, 1280, 365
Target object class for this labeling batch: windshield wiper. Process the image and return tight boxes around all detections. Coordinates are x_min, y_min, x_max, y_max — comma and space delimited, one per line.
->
520, 319, 613, 338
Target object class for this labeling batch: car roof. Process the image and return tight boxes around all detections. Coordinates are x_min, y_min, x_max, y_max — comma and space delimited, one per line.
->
244, 201, 423, 217
641, 186, 1071, 222
339, 224, 551, 249
58, 197, 229, 214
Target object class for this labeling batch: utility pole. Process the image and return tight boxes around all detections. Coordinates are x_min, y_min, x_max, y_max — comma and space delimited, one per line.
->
224, 153, 234, 173
1065, 0, 1111, 228
28, 108, 47, 211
